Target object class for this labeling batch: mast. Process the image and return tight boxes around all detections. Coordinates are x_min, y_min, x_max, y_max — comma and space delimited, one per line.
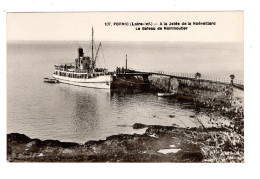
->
91, 26, 94, 69
93, 42, 102, 69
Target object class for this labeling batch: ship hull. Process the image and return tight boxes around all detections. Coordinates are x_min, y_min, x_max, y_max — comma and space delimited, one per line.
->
52, 74, 112, 89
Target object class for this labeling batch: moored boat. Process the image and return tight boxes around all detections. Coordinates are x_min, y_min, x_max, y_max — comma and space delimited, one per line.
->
52, 27, 112, 89
157, 93, 175, 97
44, 78, 59, 83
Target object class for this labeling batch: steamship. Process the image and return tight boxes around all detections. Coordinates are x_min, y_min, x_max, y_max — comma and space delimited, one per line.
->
52, 28, 112, 89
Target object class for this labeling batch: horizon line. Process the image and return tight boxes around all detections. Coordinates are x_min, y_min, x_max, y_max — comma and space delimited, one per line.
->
6, 40, 244, 43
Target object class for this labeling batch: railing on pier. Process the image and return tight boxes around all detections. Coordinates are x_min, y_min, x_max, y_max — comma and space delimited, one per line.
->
129, 68, 244, 86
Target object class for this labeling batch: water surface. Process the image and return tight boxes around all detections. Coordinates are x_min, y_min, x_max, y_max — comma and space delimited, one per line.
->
7, 41, 241, 143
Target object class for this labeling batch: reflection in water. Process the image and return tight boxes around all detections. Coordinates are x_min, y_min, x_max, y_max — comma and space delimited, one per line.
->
55, 84, 113, 142
74, 89, 100, 134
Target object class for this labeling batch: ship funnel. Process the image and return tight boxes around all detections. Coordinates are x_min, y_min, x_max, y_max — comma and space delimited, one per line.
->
78, 48, 84, 58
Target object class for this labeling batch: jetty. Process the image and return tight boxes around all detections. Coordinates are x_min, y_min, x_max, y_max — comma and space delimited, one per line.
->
128, 68, 243, 87
111, 55, 243, 91
112, 67, 243, 92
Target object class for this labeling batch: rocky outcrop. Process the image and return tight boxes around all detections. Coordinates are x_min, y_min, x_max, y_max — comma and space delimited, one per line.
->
6, 128, 203, 162
132, 123, 147, 129
7, 121, 244, 163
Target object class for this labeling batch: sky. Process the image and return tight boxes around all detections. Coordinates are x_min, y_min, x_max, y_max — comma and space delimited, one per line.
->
6, 12, 243, 42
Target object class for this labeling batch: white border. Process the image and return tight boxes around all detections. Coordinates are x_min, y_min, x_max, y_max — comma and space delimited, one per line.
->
1, 0, 260, 179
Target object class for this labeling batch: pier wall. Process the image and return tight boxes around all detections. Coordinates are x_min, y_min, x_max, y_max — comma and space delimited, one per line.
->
111, 74, 150, 93
148, 75, 179, 93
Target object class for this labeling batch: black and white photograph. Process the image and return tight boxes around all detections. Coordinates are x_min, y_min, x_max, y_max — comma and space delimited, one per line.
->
6, 11, 244, 163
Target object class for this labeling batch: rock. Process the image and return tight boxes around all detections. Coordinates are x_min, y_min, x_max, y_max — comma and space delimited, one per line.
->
42, 139, 78, 148
133, 123, 147, 129
148, 134, 159, 138
62, 149, 73, 154
25, 141, 39, 152
26, 141, 37, 148
7, 133, 31, 143
38, 153, 44, 157
206, 138, 216, 146
169, 115, 175, 118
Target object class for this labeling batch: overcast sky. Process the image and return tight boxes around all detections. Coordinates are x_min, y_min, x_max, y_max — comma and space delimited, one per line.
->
6, 11, 243, 42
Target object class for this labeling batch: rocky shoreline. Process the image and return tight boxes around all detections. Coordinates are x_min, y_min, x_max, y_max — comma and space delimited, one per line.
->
7, 122, 243, 162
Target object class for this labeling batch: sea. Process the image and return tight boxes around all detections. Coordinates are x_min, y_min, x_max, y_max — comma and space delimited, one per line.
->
7, 41, 243, 143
